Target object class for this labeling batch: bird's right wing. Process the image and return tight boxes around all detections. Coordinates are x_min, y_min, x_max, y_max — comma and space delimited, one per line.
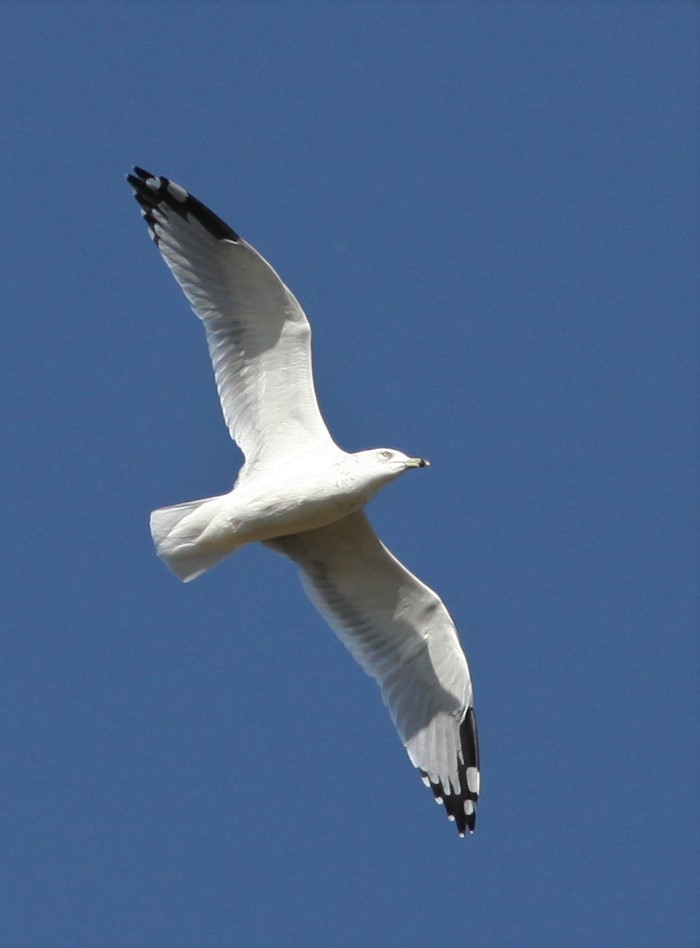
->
265, 511, 480, 835
127, 168, 336, 473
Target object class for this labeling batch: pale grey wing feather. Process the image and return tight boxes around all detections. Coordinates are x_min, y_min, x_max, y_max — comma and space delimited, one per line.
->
127, 169, 336, 471
265, 511, 480, 834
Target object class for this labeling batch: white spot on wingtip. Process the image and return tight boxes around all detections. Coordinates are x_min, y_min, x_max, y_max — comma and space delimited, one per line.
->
464, 800, 475, 816
146, 176, 160, 190
421, 775, 430, 788
447, 814, 455, 822
434, 796, 443, 805
167, 180, 188, 202
466, 766, 480, 795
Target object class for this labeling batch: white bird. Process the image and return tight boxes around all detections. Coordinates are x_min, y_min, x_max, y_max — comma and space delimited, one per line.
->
127, 167, 480, 835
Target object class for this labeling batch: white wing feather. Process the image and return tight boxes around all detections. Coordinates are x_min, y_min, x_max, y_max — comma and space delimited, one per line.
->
127, 169, 336, 473
265, 511, 480, 834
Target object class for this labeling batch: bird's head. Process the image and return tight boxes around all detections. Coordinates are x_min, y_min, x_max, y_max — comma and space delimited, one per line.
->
358, 448, 430, 485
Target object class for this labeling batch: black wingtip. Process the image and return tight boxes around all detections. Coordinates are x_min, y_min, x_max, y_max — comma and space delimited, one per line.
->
126, 167, 240, 243
420, 705, 480, 837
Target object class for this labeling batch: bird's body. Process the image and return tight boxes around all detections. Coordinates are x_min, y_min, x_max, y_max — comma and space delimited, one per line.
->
151, 448, 425, 582
127, 167, 480, 835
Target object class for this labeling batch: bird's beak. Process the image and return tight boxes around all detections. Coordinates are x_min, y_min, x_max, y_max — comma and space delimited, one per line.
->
406, 457, 430, 469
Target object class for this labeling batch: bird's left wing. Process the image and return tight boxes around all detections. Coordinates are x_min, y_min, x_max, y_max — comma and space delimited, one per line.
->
126, 168, 336, 473
265, 511, 480, 835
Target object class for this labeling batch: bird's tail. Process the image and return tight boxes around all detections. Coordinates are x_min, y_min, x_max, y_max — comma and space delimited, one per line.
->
150, 494, 240, 583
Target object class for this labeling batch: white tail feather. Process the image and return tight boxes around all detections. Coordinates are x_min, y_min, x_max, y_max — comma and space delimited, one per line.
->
150, 494, 240, 582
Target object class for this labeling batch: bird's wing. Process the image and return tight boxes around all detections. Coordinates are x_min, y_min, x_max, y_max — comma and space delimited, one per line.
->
127, 168, 336, 472
265, 511, 480, 835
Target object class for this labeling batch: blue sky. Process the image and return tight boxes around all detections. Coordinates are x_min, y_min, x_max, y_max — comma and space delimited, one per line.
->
1, 2, 697, 946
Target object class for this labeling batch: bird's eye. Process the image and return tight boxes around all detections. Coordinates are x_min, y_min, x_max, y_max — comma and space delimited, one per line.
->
379, 450, 393, 459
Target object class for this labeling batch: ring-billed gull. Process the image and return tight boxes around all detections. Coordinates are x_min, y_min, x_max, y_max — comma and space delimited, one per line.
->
127, 168, 480, 836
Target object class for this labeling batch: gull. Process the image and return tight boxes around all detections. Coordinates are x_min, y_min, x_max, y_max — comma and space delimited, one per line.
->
126, 167, 480, 835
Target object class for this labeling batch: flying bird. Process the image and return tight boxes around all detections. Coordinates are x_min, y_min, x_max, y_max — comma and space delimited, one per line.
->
127, 167, 480, 835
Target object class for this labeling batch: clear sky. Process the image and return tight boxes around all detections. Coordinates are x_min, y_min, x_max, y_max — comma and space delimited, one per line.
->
1, 3, 697, 946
